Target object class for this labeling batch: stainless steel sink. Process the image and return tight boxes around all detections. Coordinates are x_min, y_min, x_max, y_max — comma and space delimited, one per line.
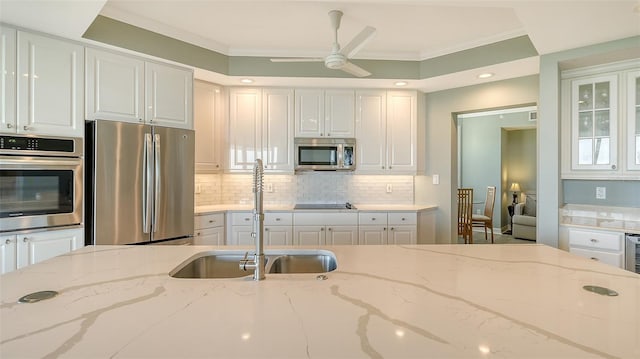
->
170, 249, 337, 279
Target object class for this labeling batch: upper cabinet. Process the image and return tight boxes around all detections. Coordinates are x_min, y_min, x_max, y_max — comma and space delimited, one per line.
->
85, 48, 144, 123
194, 80, 223, 172
86, 47, 193, 130
355, 90, 417, 174
228, 87, 294, 172
295, 89, 354, 138
1, 30, 83, 137
626, 70, 640, 171
561, 60, 640, 179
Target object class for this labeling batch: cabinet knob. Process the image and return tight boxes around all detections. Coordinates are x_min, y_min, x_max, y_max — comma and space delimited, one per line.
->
390, 227, 395, 231
196, 232, 201, 236
23, 237, 29, 243
590, 257, 599, 261
401, 218, 406, 221
327, 133, 331, 137
320, 227, 324, 231
5, 239, 11, 245
23, 126, 31, 131
265, 228, 269, 231
590, 238, 598, 243
320, 133, 324, 136
6, 123, 12, 129
328, 227, 332, 231
216, 165, 220, 168
209, 220, 215, 223
381, 166, 385, 169
611, 164, 617, 170
139, 118, 143, 122
372, 218, 376, 221
389, 166, 392, 169
383, 227, 387, 231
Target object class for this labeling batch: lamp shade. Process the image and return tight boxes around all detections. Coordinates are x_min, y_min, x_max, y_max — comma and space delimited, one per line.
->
509, 183, 521, 192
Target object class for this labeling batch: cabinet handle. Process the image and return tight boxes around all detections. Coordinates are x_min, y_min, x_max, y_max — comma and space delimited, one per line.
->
265, 228, 269, 231
6, 123, 12, 129
590, 238, 598, 243
196, 232, 201, 236
590, 257, 599, 261
208, 220, 215, 223
275, 218, 281, 221
390, 227, 395, 231
372, 218, 376, 221
23, 126, 31, 131
244, 218, 250, 221
23, 237, 29, 243
383, 227, 387, 231
139, 118, 143, 122
401, 218, 406, 221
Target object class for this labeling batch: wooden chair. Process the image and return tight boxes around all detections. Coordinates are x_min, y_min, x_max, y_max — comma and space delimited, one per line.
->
457, 188, 474, 244
472, 186, 496, 243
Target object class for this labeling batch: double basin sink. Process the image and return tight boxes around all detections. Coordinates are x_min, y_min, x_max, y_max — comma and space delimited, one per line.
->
170, 249, 337, 279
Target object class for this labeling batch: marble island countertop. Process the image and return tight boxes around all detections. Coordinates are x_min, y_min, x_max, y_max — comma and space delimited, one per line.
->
195, 204, 437, 214
1, 244, 639, 358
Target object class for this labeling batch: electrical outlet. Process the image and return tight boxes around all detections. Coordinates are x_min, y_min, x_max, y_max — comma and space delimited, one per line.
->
195, 184, 201, 194
596, 187, 606, 199
432, 174, 439, 185
386, 184, 393, 193
265, 183, 274, 193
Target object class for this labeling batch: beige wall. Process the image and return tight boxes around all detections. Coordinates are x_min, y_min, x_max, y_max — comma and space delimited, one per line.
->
415, 75, 539, 243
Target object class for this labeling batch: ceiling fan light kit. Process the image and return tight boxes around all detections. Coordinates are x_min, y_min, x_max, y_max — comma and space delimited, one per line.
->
270, 9, 376, 77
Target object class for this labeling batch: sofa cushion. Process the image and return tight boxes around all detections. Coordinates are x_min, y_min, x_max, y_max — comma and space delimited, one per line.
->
523, 195, 536, 217
513, 214, 537, 226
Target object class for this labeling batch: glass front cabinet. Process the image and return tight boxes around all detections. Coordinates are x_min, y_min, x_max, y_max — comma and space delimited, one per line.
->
562, 60, 640, 179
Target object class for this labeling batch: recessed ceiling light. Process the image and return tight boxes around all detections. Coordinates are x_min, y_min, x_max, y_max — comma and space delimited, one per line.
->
394, 81, 408, 86
240, 78, 254, 84
478, 73, 494, 79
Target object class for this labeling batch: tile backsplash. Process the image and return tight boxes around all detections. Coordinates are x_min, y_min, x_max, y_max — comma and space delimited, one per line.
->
195, 172, 414, 206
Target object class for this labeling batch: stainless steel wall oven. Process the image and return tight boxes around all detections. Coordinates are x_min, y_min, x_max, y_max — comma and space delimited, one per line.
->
0, 135, 83, 232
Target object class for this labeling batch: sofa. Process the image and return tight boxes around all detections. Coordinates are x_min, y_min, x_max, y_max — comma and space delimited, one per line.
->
512, 194, 536, 241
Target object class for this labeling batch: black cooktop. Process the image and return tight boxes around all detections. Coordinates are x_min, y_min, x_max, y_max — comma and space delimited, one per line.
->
294, 203, 356, 210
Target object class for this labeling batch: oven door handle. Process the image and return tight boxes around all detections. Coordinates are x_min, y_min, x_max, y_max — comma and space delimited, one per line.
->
0, 156, 82, 167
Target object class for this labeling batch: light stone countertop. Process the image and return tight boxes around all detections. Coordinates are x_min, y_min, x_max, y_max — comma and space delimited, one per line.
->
1, 244, 639, 358
195, 204, 437, 214
560, 204, 640, 234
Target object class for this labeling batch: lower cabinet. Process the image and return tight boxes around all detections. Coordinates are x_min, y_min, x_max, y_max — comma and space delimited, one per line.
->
1, 227, 84, 274
293, 212, 359, 245
194, 213, 225, 245
358, 212, 417, 245
264, 212, 293, 245
566, 227, 624, 268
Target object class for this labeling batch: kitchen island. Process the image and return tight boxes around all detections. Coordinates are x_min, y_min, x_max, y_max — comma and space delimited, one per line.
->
1, 244, 638, 358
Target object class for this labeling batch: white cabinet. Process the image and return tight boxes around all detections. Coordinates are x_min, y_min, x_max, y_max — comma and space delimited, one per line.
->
85, 47, 144, 123
293, 212, 358, 245
0, 227, 84, 273
194, 80, 223, 172
145, 62, 193, 129
567, 227, 624, 268
294, 89, 355, 138
264, 212, 293, 246
85, 47, 193, 129
0, 234, 17, 274
561, 61, 640, 179
194, 212, 225, 245
227, 211, 254, 245
356, 90, 417, 174
358, 211, 417, 245
626, 70, 640, 171
228, 87, 293, 172
4, 31, 83, 137
0, 27, 16, 134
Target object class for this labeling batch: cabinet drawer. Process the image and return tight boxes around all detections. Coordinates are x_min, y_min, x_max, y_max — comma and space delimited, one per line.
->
265, 212, 293, 226
568, 229, 623, 251
569, 247, 623, 268
195, 213, 225, 229
324, 212, 358, 225
358, 212, 388, 225
231, 212, 254, 225
388, 212, 417, 225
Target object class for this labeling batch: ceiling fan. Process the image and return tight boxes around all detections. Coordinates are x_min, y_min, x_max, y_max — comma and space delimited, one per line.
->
270, 10, 376, 77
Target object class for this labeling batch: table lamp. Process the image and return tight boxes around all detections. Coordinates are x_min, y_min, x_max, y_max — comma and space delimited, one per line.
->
509, 183, 521, 204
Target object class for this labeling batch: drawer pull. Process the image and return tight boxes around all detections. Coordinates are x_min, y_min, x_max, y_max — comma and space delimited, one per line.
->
244, 218, 250, 221
371, 218, 376, 221
275, 218, 281, 221
401, 218, 406, 221
590, 238, 599, 243
590, 257, 599, 261
265, 228, 269, 231
208, 220, 215, 223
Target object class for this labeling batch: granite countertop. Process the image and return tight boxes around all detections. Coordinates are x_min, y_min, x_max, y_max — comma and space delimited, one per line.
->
195, 204, 437, 214
1, 244, 638, 358
560, 204, 640, 234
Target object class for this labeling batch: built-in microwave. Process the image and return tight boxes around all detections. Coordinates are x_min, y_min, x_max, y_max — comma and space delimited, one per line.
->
294, 138, 355, 171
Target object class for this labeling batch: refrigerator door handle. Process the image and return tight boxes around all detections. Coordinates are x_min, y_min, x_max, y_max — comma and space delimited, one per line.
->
143, 133, 153, 233
153, 133, 161, 233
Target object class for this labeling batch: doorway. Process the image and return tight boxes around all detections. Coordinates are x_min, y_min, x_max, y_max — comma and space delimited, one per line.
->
457, 105, 537, 243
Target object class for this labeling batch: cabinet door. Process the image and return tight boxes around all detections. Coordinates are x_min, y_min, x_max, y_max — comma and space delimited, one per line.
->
0, 235, 17, 274
229, 225, 254, 246
325, 90, 355, 137
627, 70, 640, 171
85, 48, 144, 123
388, 226, 417, 245
0, 27, 16, 134
294, 89, 324, 137
326, 226, 358, 245
229, 88, 261, 170
358, 226, 387, 245
17, 32, 83, 137
17, 228, 83, 268
294, 226, 325, 245
386, 91, 417, 173
355, 90, 387, 172
571, 75, 618, 171
145, 62, 193, 129
193, 227, 225, 246
262, 88, 294, 172
264, 226, 293, 246
194, 80, 222, 172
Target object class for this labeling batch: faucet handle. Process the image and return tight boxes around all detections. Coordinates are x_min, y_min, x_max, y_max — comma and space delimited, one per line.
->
239, 251, 250, 271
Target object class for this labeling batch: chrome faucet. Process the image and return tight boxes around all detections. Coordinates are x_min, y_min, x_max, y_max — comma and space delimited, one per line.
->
239, 159, 266, 280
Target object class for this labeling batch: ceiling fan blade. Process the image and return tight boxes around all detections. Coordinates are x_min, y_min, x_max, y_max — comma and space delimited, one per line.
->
340, 26, 376, 58
340, 61, 371, 77
270, 58, 324, 63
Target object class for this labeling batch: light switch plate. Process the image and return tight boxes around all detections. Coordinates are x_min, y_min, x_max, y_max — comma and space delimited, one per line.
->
432, 174, 440, 185
386, 184, 393, 193
596, 187, 606, 199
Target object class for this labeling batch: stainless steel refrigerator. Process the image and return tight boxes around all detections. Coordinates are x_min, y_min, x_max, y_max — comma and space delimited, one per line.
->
85, 121, 194, 245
